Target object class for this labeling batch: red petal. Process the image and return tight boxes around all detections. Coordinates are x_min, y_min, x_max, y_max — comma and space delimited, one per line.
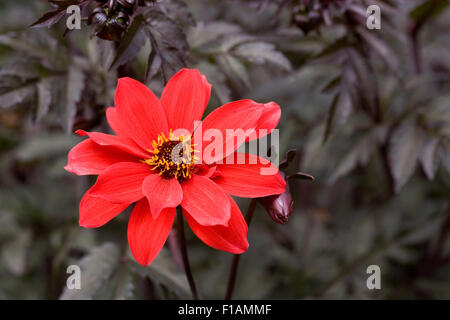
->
142, 175, 183, 218
128, 199, 175, 266
115, 77, 168, 150
256, 102, 281, 139
195, 164, 217, 178
76, 129, 149, 159
184, 194, 248, 254
65, 138, 137, 176
89, 162, 151, 203
200, 99, 280, 164
106, 107, 130, 138
181, 175, 231, 226
161, 68, 211, 132
79, 189, 129, 228
213, 152, 286, 198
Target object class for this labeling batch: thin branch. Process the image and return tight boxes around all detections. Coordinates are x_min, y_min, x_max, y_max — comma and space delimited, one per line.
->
407, 0, 442, 75
408, 21, 422, 75
225, 199, 257, 300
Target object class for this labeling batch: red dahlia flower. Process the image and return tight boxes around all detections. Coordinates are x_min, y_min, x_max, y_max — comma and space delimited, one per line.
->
65, 68, 286, 266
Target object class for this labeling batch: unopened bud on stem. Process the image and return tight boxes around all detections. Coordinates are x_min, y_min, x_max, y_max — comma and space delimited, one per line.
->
259, 171, 293, 224
259, 149, 314, 224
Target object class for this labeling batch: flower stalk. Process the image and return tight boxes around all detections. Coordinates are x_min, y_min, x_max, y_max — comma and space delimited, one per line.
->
225, 199, 257, 300
176, 206, 199, 300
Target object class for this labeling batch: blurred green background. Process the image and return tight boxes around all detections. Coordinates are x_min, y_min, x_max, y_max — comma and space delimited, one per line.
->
0, 0, 449, 299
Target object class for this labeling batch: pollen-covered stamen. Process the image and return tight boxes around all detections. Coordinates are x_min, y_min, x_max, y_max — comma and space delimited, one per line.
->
143, 131, 199, 180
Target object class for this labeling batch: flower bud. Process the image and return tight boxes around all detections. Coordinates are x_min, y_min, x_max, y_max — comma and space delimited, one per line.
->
259, 172, 293, 224
89, 2, 132, 41
259, 149, 314, 224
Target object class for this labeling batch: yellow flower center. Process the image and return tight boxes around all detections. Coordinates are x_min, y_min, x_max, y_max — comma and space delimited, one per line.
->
143, 130, 198, 181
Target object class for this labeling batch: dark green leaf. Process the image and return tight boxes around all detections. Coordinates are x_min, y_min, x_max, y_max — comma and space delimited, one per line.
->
419, 135, 440, 180
194, 61, 231, 105
143, 7, 189, 82
30, 0, 93, 29
110, 15, 147, 70
64, 65, 85, 133
36, 78, 53, 122
113, 264, 135, 300
357, 27, 400, 76
29, 8, 68, 29
410, 0, 449, 23
329, 125, 386, 183
15, 133, 75, 162
389, 120, 425, 193
144, 45, 162, 83
323, 89, 352, 143
233, 41, 291, 71
2, 230, 31, 276
60, 243, 120, 300
217, 53, 250, 88
158, 0, 196, 27
0, 84, 35, 109
129, 249, 191, 299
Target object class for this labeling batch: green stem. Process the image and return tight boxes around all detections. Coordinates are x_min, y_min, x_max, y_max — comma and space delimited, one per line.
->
225, 199, 257, 300
176, 206, 199, 300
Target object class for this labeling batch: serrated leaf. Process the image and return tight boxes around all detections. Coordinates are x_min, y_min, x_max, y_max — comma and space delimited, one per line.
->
233, 41, 291, 71
419, 135, 440, 180
129, 249, 191, 299
219, 33, 254, 52
188, 21, 241, 49
15, 133, 76, 161
113, 264, 135, 300
60, 242, 120, 300
143, 7, 189, 82
0, 33, 54, 61
194, 61, 231, 104
36, 78, 53, 122
347, 48, 378, 117
329, 135, 373, 183
389, 120, 425, 193
330, 125, 386, 183
110, 15, 147, 70
29, 8, 68, 29
88, 37, 116, 69
0, 58, 40, 81
65, 65, 85, 133
217, 53, 250, 88
323, 90, 352, 143
145, 45, 162, 83
158, 0, 196, 27
399, 217, 442, 246
314, 37, 351, 59
30, 0, 93, 29
2, 230, 31, 276
356, 27, 400, 76
0, 211, 20, 242
321, 75, 341, 94
0, 84, 35, 109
